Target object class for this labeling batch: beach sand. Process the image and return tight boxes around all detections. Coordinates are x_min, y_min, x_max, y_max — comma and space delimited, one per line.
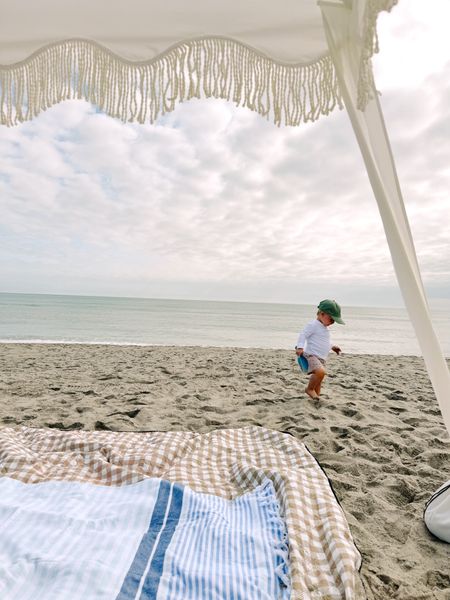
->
0, 343, 449, 599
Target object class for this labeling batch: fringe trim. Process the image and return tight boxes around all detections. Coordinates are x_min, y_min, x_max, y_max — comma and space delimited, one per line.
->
258, 479, 291, 594
0, 37, 343, 127
357, 0, 399, 109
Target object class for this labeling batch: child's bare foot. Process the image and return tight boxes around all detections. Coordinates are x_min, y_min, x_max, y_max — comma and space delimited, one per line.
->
305, 387, 319, 399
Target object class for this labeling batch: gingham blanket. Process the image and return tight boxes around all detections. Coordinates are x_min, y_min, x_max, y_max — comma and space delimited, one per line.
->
0, 426, 363, 600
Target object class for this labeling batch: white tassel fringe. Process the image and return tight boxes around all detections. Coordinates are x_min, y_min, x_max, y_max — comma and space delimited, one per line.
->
357, 0, 399, 109
0, 37, 343, 127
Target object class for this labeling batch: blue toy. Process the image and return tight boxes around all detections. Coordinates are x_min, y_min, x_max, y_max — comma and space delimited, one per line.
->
297, 354, 309, 373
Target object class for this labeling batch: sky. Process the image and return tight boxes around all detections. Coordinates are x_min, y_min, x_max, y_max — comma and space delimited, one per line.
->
1, 0, 449, 308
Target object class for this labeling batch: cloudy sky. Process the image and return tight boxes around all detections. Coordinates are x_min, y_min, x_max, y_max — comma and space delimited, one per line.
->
1, 0, 449, 308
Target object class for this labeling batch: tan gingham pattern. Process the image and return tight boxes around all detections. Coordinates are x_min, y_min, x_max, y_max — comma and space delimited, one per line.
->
0, 425, 363, 600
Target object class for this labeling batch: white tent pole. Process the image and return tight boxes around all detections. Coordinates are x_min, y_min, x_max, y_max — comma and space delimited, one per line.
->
320, 3, 450, 436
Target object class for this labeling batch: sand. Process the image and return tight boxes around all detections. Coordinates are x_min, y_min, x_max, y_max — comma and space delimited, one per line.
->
0, 343, 449, 599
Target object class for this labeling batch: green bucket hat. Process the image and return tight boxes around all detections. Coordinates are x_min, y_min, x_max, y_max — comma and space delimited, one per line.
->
318, 299, 345, 324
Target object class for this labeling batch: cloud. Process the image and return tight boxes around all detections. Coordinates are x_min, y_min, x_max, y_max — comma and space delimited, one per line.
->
0, 0, 449, 306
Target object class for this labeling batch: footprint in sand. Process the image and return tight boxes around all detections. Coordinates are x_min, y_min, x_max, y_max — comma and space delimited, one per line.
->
423, 451, 450, 469
340, 407, 360, 418
426, 571, 450, 589
46, 421, 84, 430
107, 409, 141, 419
201, 405, 232, 415
386, 478, 417, 505
94, 421, 113, 431
330, 426, 351, 438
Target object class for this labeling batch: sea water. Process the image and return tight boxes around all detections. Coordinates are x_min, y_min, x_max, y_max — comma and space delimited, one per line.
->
0, 292, 449, 356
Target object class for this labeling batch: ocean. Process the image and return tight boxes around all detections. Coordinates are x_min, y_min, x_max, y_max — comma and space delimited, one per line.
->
0, 292, 449, 356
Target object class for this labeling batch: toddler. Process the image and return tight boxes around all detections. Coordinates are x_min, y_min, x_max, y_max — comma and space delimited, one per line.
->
295, 299, 344, 399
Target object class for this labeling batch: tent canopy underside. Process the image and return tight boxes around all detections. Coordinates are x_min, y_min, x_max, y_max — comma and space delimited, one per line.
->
0, 0, 397, 127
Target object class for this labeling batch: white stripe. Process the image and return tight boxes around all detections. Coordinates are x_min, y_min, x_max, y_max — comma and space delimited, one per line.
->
234, 493, 246, 598
0, 477, 162, 600
207, 494, 221, 599
255, 486, 275, 596
184, 490, 203, 598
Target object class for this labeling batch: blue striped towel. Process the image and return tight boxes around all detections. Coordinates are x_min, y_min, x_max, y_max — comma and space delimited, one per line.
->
0, 476, 290, 600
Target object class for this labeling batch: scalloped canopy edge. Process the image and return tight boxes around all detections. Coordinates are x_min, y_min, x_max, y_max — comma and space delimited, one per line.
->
0, 0, 398, 127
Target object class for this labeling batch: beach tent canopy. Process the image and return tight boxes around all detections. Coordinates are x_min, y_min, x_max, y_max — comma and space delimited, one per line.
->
1, 0, 449, 435
1, 0, 389, 127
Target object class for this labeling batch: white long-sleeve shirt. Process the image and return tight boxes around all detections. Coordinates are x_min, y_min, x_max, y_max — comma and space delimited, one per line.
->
296, 319, 331, 360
